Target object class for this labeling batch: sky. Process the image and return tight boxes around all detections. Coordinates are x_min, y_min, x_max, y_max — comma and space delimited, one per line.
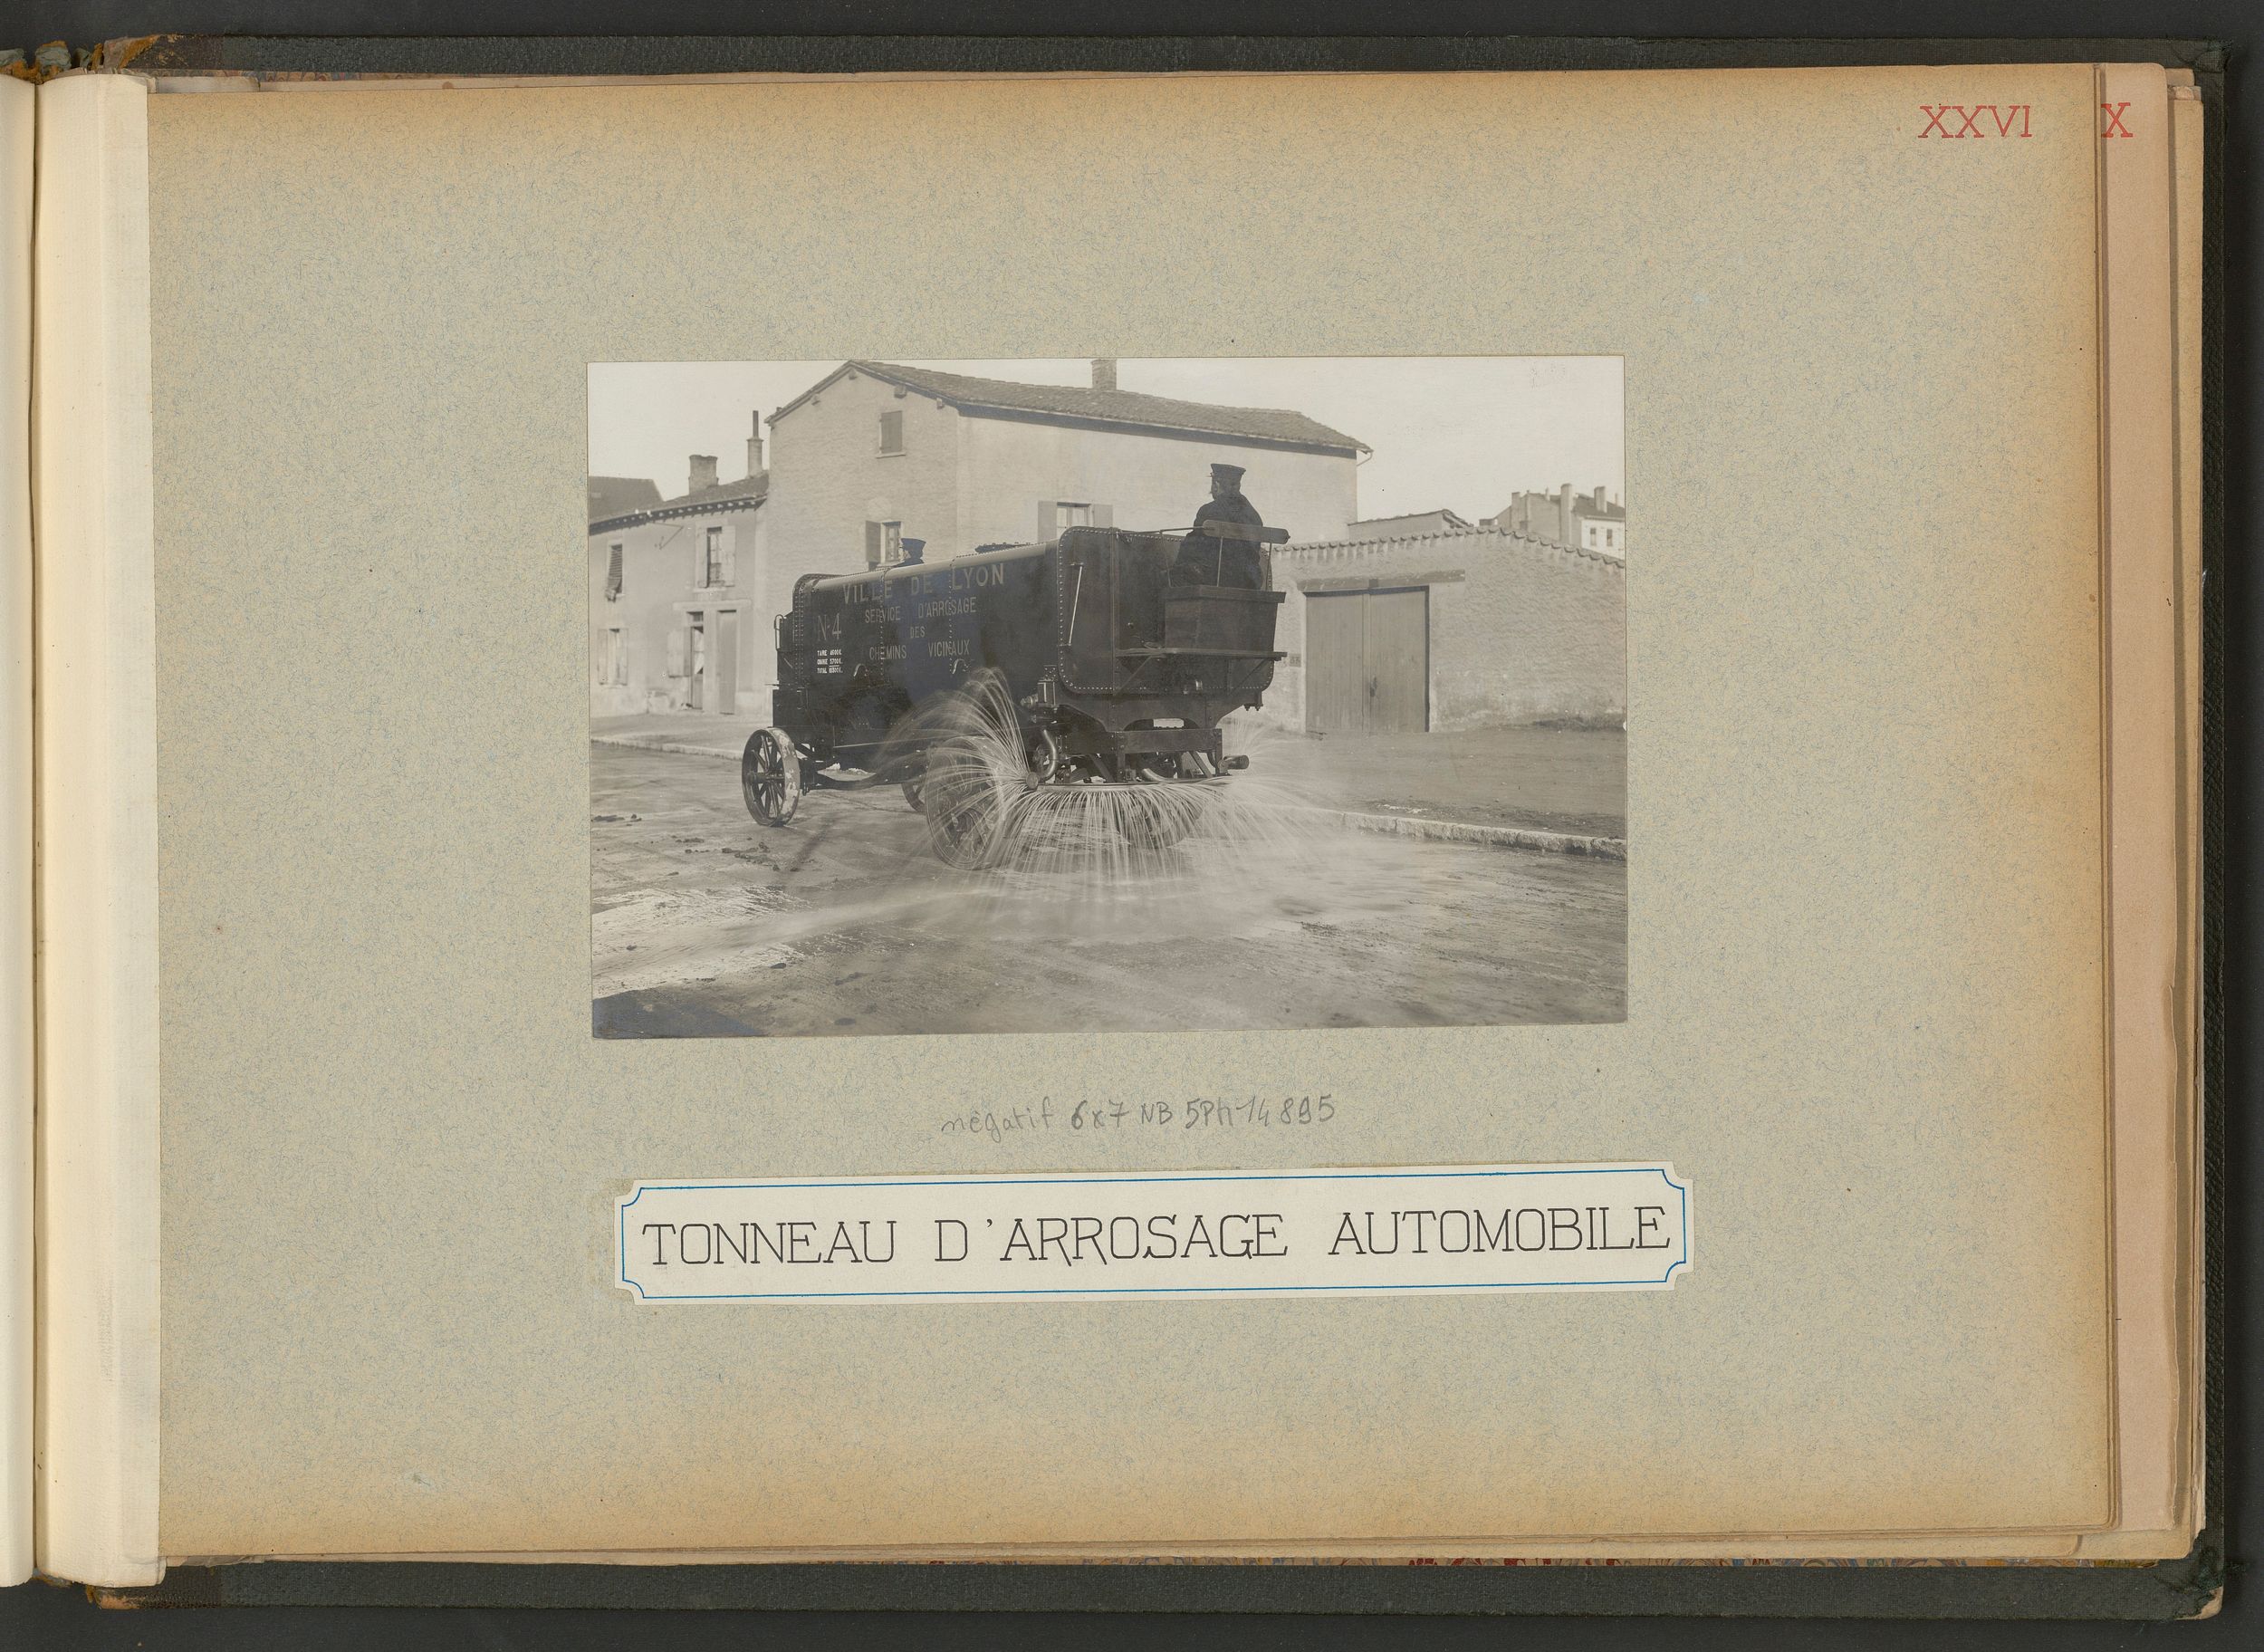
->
589, 358, 1623, 523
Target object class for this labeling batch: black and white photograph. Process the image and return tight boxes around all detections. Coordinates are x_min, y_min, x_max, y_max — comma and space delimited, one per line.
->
589, 357, 1626, 1037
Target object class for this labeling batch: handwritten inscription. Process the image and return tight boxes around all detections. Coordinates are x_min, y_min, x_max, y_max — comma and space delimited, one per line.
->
936, 1094, 1337, 1142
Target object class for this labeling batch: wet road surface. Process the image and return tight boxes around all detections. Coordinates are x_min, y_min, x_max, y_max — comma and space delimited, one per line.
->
591, 744, 1626, 1038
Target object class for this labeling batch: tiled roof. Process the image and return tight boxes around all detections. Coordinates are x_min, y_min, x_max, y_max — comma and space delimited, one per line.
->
587, 475, 661, 522
664, 470, 770, 513
1573, 497, 1627, 523
1343, 509, 1471, 539
776, 361, 1368, 454
590, 470, 768, 533
1280, 522, 1625, 569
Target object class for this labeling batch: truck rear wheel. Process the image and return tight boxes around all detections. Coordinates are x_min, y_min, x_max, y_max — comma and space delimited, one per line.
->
923, 738, 1012, 869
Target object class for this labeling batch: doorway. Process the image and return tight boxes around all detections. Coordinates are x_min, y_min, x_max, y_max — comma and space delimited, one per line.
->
715, 611, 739, 715
1302, 586, 1429, 735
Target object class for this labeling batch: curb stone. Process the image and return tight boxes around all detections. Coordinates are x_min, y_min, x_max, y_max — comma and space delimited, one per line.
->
592, 735, 744, 762
1281, 806, 1626, 860
590, 735, 1628, 859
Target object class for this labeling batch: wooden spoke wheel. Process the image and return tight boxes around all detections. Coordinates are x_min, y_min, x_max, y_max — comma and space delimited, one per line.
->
741, 726, 802, 826
901, 780, 925, 813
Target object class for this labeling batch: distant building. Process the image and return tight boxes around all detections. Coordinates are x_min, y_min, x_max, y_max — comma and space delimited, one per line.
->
1487, 485, 1626, 558
1266, 522, 1625, 734
589, 441, 769, 719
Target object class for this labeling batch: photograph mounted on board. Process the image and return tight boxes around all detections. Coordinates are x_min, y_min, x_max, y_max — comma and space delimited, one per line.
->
589, 357, 1626, 1037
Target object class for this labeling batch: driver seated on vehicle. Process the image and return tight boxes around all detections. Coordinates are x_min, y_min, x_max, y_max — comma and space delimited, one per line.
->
1170, 463, 1269, 591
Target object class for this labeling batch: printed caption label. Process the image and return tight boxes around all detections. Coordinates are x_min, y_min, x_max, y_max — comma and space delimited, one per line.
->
615, 1164, 1691, 1303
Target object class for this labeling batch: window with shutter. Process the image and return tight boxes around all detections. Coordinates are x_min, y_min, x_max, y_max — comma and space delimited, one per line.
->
878, 411, 904, 455
605, 543, 623, 601
865, 521, 882, 568
881, 522, 902, 565
717, 522, 736, 588
704, 525, 724, 588
1055, 502, 1093, 530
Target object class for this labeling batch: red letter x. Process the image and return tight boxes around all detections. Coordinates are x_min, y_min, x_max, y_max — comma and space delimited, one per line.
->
1919, 104, 1952, 138
2102, 101, 2134, 139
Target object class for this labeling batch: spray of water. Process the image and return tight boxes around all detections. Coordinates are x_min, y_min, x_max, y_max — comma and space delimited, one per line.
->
866, 669, 1348, 916
596, 671, 1633, 1029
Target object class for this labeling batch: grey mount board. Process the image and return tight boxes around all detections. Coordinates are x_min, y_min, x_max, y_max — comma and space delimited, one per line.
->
53, 26, 2235, 1626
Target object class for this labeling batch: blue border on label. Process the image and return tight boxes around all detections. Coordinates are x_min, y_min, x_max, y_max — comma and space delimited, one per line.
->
617, 1167, 1691, 1301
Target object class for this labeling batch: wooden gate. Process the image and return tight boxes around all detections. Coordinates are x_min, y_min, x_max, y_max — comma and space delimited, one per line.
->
1302, 586, 1429, 735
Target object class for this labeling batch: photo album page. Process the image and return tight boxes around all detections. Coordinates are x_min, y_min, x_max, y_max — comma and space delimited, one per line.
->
19, 60, 2203, 1581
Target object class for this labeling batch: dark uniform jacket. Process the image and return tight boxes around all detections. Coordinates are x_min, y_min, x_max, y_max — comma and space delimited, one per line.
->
1171, 492, 1268, 590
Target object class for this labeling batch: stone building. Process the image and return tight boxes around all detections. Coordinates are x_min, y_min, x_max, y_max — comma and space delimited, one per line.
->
589, 447, 768, 718
1262, 522, 1625, 735
759, 359, 1366, 592
587, 358, 1369, 721
1487, 484, 1626, 557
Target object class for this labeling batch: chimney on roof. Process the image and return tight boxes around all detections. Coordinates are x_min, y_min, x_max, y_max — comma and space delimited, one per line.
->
1090, 358, 1118, 392
688, 454, 718, 495
1594, 485, 1610, 510
745, 415, 764, 479
1558, 483, 1575, 543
